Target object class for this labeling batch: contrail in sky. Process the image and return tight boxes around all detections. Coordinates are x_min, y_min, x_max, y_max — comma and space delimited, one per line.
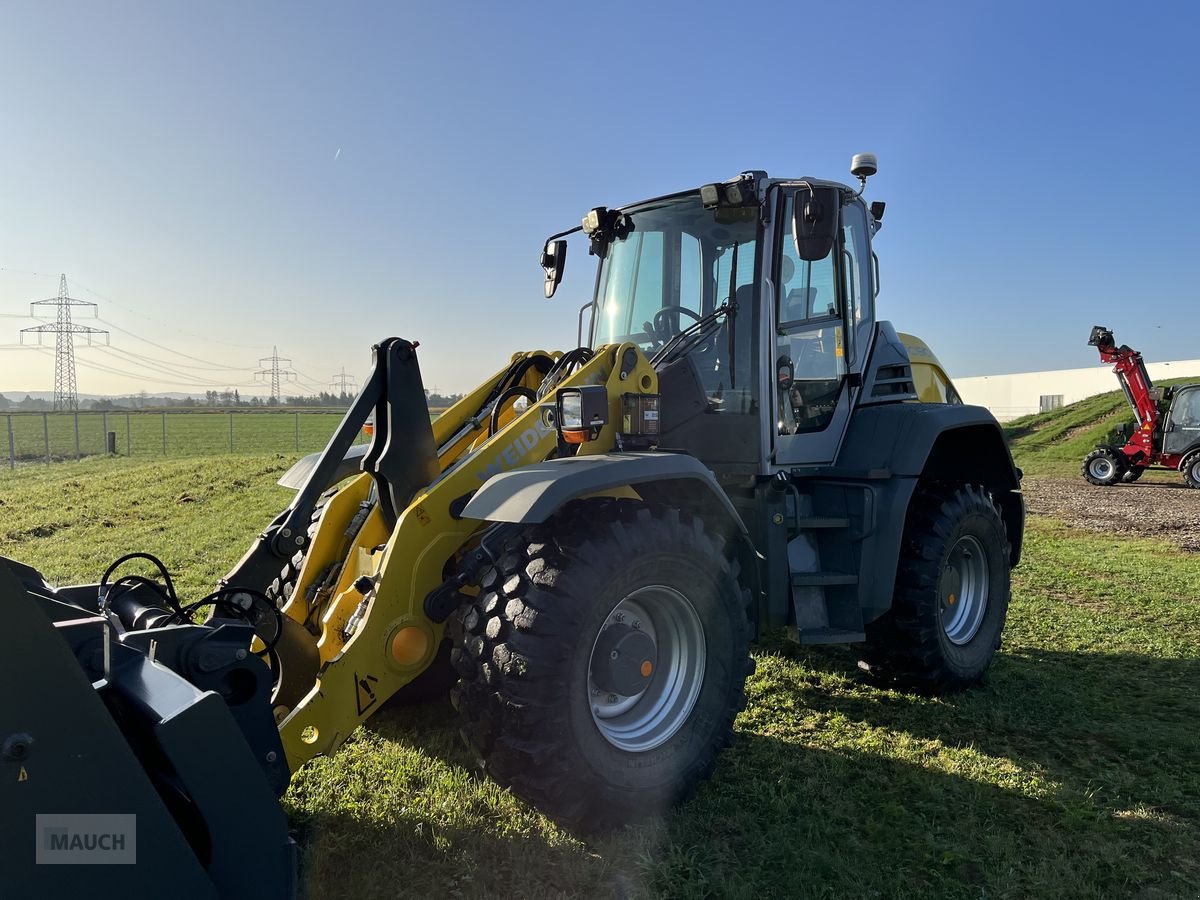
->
334, 148, 341, 160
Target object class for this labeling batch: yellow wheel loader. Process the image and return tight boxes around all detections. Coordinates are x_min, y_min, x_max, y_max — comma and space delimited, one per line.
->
3, 156, 1023, 892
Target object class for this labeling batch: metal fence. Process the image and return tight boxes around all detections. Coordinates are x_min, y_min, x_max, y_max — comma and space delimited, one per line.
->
3, 409, 351, 467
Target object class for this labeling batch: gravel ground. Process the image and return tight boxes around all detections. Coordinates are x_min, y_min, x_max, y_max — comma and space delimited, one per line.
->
1023, 473, 1200, 551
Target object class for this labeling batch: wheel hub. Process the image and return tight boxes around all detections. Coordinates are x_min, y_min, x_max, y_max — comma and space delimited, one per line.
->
590, 623, 657, 697
587, 588, 707, 753
940, 534, 989, 645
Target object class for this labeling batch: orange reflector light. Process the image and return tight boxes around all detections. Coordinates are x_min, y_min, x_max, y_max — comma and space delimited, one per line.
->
948, 593, 956, 605
390, 626, 429, 667
640, 660, 653, 678
363, 423, 375, 436
562, 428, 588, 444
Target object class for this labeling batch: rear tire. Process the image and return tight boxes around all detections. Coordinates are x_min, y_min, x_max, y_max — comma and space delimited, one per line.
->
861, 484, 1011, 691
1183, 452, 1200, 489
1082, 448, 1126, 486
448, 499, 753, 830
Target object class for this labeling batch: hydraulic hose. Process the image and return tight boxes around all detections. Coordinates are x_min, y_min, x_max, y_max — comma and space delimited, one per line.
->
488, 386, 538, 436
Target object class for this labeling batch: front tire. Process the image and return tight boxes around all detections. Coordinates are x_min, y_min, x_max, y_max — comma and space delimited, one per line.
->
449, 499, 753, 830
1182, 452, 1200, 489
1082, 447, 1126, 486
861, 484, 1011, 690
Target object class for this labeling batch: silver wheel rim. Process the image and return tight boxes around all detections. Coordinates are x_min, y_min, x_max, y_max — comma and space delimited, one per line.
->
1089, 456, 1115, 480
588, 586, 706, 752
940, 534, 989, 645
1190, 460, 1200, 483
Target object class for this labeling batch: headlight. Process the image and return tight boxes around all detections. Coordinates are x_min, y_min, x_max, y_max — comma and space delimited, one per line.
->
555, 386, 608, 444
560, 392, 583, 429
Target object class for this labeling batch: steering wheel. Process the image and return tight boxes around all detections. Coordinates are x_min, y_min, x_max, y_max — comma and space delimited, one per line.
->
645, 305, 713, 352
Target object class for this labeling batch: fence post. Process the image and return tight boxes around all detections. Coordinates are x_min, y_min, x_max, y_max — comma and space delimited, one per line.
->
43, 412, 50, 464
126, 413, 131, 457
161, 412, 167, 456
6, 415, 13, 469
229, 411, 234, 453
102, 412, 108, 454
74, 412, 81, 460
295, 412, 300, 451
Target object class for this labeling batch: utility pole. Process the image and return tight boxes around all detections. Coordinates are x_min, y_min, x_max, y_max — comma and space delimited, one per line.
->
255, 346, 296, 403
331, 368, 357, 397
20, 274, 109, 410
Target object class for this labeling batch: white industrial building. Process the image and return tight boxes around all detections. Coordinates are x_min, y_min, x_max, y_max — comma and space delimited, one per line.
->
955, 359, 1200, 422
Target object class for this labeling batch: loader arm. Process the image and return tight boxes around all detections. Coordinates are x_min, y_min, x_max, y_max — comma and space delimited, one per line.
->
262, 341, 658, 768
1088, 325, 1159, 465
223, 337, 438, 591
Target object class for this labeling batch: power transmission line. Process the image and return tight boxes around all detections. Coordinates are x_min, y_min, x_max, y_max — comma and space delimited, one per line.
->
99, 346, 255, 383
19, 274, 109, 409
255, 346, 297, 402
70, 279, 270, 352
97, 318, 253, 370
331, 368, 357, 395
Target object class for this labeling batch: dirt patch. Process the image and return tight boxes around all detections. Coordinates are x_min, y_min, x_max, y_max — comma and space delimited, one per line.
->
1023, 474, 1200, 551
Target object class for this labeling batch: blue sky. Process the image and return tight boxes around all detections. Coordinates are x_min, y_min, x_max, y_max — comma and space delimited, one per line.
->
1, 1, 1196, 397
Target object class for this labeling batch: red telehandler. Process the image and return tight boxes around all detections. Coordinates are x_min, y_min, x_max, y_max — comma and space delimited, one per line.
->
1081, 326, 1200, 487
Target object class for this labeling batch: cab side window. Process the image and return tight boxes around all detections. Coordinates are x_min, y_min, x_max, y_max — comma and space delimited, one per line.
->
775, 194, 846, 435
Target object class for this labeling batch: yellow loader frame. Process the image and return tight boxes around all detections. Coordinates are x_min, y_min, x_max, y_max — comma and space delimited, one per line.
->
266, 342, 658, 769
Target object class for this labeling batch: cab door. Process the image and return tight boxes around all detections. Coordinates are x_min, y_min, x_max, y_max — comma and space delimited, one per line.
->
1164, 385, 1200, 456
771, 191, 873, 467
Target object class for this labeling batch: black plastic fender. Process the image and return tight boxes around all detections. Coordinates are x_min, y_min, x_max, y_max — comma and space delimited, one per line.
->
460, 451, 749, 534
277, 444, 368, 491
834, 403, 1025, 623
838, 403, 1021, 485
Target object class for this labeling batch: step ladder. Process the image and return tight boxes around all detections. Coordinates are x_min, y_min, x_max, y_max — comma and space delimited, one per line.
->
786, 497, 864, 644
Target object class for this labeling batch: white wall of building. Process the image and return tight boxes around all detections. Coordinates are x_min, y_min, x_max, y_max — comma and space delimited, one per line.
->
955, 359, 1200, 421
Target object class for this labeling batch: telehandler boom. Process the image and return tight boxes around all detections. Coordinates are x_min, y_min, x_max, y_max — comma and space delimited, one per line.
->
3, 157, 1023, 892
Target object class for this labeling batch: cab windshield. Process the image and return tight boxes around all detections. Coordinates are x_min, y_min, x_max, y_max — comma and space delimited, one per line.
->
593, 193, 758, 351
591, 193, 759, 413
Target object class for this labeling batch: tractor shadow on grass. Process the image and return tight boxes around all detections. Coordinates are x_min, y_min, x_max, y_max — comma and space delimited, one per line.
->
775, 643, 1200, 818
643, 644, 1200, 897
288, 698, 654, 899
287, 647, 1200, 898
643, 725, 1199, 899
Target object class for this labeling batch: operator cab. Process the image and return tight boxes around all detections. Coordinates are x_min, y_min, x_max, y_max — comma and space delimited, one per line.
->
570, 168, 882, 474
1164, 384, 1200, 456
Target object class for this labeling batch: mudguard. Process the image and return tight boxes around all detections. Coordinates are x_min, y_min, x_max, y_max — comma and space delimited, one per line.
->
278, 444, 368, 491
836, 402, 1025, 595
460, 451, 748, 535
838, 402, 1020, 484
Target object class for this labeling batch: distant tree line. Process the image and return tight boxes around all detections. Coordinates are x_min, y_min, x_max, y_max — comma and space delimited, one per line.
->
0, 388, 463, 412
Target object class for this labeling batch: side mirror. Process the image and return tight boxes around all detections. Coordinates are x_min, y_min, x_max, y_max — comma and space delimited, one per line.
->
791, 186, 840, 261
541, 240, 567, 298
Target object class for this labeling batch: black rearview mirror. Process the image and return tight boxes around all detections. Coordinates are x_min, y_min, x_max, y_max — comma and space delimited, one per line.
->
541, 239, 567, 298
791, 186, 840, 262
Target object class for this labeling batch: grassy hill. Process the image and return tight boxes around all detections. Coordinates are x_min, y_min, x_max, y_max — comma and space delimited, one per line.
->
1002, 378, 1195, 476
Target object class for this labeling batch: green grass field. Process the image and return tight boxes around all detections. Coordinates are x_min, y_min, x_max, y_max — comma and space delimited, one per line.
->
2, 409, 350, 463
1, 439, 1197, 896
